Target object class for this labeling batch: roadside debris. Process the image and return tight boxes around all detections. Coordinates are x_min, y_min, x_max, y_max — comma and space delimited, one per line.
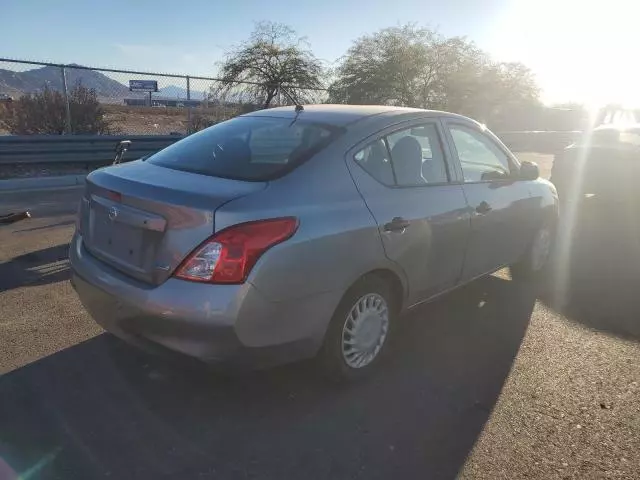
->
0, 211, 31, 225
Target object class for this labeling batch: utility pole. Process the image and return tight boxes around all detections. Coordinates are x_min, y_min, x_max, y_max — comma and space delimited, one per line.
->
186, 76, 191, 133
60, 66, 72, 134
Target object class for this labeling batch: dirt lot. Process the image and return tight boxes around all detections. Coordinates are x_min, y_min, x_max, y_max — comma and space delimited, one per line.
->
104, 104, 245, 135
0, 104, 241, 136
103, 104, 191, 135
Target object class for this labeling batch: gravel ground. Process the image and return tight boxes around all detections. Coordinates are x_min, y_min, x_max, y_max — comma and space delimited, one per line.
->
0, 185, 638, 479
0, 163, 100, 180
460, 303, 640, 479
0, 189, 101, 373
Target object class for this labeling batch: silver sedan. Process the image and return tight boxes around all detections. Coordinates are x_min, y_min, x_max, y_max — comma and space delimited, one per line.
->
70, 105, 558, 381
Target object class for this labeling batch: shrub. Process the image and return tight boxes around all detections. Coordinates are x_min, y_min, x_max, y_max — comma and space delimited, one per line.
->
68, 84, 112, 134
0, 84, 112, 134
187, 103, 258, 133
189, 113, 217, 133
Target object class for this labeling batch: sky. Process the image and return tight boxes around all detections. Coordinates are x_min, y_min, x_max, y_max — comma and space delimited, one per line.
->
2, 0, 638, 105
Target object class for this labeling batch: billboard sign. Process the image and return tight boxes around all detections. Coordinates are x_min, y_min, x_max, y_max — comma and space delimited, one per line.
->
129, 80, 158, 92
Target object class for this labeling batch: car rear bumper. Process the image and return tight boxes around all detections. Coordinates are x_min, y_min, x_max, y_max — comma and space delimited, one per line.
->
69, 232, 338, 368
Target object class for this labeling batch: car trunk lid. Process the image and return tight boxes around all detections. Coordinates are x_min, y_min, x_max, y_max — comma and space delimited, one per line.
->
80, 160, 266, 285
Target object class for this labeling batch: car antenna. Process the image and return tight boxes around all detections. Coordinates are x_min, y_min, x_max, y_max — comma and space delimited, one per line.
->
276, 85, 303, 125
289, 104, 304, 126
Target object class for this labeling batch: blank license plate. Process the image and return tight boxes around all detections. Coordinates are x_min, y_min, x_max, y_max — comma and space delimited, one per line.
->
92, 218, 145, 267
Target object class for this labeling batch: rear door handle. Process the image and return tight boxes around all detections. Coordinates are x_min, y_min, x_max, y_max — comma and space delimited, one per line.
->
384, 217, 410, 232
475, 201, 492, 215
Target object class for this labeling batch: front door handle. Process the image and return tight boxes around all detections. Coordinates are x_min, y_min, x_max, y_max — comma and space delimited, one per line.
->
475, 201, 492, 215
384, 217, 411, 232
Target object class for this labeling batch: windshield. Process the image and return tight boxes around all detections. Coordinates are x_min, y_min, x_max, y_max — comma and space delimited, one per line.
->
148, 116, 340, 181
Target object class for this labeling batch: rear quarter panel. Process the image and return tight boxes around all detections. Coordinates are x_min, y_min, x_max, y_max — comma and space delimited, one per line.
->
213, 137, 407, 304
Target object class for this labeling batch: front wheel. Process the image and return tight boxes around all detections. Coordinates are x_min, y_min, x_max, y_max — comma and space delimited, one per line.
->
317, 276, 396, 382
511, 223, 555, 281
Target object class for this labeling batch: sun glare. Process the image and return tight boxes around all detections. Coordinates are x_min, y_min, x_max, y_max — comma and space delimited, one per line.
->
489, 0, 640, 107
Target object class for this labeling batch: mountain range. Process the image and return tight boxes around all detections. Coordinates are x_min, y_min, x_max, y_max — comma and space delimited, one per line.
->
156, 85, 206, 100
0, 65, 128, 98
0, 65, 206, 100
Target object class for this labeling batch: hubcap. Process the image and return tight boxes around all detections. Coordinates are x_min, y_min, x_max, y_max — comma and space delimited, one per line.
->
531, 227, 552, 271
341, 293, 389, 369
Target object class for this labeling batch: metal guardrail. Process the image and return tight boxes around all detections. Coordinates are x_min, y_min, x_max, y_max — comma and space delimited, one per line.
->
0, 130, 583, 168
0, 135, 184, 165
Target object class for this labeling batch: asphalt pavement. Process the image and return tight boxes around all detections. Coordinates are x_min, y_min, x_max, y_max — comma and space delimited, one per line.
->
0, 172, 639, 479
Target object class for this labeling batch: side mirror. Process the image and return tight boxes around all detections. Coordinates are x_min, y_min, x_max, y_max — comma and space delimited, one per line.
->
519, 161, 539, 181
113, 140, 132, 165
115, 140, 131, 155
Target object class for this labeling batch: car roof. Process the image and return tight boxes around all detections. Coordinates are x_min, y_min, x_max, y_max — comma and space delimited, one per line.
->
243, 104, 470, 127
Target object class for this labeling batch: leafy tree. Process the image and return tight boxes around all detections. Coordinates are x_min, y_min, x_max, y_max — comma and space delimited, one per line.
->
329, 25, 540, 128
214, 22, 325, 108
0, 83, 111, 134
328, 25, 436, 106
457, 61, 541, 127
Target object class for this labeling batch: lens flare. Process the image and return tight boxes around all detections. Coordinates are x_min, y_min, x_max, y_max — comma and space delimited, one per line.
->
551, 106, 601, 307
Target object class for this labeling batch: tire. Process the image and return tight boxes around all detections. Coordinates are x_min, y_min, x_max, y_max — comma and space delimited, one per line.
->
510, 222, 555, 282
317, 275, 397, 382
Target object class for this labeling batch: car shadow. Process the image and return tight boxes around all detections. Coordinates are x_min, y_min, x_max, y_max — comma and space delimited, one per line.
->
0, 275, 535, 480
543, 196, 640, 340
0, 243, 70, 293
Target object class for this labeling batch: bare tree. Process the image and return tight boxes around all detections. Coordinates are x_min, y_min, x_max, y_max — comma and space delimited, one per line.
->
214, 22, 325, 108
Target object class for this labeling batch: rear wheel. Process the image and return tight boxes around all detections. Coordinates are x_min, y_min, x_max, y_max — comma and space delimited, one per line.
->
318, 276, 396, 382
511, 222, 555, 281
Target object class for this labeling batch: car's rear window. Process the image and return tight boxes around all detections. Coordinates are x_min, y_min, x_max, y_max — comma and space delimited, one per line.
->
590, 128, 640, 149
148, 116, 341, 181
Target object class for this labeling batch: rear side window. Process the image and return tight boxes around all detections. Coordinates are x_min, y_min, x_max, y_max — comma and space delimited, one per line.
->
354, 122, 449, 187
354, 139, 394, 185
148, 116, 339, 181
387, 124, 448, 185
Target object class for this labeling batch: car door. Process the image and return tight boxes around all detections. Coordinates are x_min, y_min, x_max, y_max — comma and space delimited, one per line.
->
347, 120, 471, 306
442, 120, 537, 281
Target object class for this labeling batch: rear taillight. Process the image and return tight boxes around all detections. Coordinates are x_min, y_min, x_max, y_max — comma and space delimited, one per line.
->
105, 190, 122, 202
174, 217, 298, 284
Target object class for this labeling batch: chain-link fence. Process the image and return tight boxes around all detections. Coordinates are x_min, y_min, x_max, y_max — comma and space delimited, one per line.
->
0, 58, 328, 136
